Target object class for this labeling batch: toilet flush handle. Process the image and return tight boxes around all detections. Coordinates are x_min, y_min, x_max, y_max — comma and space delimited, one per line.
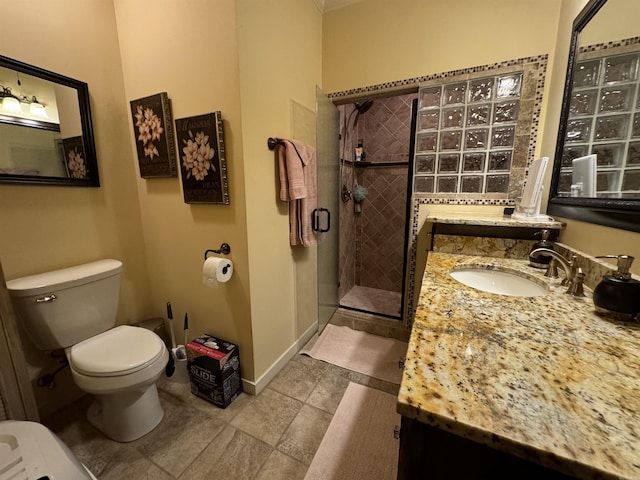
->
35, 294, 57, 303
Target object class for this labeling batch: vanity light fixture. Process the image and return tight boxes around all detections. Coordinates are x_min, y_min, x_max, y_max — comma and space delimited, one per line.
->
28, 98, 47, 118
1, 86, 22, 113
1, 95, 22, 114
0, 86, 47, 118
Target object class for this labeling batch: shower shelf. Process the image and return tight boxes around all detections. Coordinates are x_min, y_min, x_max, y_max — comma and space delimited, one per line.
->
342, 159, 409, 168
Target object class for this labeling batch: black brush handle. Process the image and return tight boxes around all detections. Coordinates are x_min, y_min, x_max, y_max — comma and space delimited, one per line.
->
165, 348, 175, 377
184, 313, 189, 346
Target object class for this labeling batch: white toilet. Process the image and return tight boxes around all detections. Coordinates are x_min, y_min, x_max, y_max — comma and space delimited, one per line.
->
7, 259, 169, 443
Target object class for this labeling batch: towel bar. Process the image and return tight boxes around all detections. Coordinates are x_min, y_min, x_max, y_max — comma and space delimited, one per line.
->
267, 137, 285, 150
267, 137, 305, 162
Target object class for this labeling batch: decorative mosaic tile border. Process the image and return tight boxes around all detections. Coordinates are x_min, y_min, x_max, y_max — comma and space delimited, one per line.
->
404, 198, 423, 327
328, 55, 549, 101
414, 198, 514, 206
579, 36, 640, 55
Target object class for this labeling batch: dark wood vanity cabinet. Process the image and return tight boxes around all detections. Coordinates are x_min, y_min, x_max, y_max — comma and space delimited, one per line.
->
397, 416, 576, 480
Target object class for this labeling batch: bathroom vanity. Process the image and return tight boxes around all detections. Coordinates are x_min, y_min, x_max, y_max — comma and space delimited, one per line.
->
397, 250, 640, 479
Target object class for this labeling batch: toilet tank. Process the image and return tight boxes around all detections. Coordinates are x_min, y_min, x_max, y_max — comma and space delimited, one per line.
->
6, 259, 123, 351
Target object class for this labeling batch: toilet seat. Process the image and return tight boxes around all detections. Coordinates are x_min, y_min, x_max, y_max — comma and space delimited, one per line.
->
69, 325, 165, 377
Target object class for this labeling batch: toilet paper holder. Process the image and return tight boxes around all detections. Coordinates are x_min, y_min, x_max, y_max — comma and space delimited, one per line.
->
204, 243, 231, 259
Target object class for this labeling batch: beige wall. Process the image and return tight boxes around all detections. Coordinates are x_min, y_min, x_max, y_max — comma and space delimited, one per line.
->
323, 0, 563, 183
323, 0, 562, 93
582, 0, 639, 45
0, 0, 150, 415
235, 0, 323, 382
323, 0, 563, 217
113, 0, 254, 379
115, 0, 323, 384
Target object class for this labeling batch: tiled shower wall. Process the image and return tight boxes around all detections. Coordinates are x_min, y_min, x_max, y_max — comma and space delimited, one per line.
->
358, 164, 408, 291
339, 93, 417, 298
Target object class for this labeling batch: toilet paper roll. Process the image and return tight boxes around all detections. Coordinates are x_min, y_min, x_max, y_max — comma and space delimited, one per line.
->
203, 256, 233, 288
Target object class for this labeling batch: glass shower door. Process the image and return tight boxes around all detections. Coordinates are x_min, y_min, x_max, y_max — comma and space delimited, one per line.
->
315, 87, 340, 334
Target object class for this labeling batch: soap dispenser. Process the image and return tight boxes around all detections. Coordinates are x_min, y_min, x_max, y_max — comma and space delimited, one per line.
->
593, 255, 640, 321
529, 229, 554, 268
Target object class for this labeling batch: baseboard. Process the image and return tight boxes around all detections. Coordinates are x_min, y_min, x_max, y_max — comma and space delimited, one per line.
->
241, 321, 318, 396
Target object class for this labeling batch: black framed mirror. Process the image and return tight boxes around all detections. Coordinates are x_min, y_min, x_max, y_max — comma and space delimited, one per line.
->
548, 0, 640, 232
0, 54, 99, 186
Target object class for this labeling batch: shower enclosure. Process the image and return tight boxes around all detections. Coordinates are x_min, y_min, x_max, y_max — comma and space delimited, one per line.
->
337, 92, 417, 319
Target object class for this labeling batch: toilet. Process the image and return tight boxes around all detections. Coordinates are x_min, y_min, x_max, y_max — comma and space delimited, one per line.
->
7, 259, 169, 443
0, 420, 97, 479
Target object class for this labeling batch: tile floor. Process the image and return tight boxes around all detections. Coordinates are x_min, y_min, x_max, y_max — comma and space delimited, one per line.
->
44, 350, 400, 479
339, 285, 402, 318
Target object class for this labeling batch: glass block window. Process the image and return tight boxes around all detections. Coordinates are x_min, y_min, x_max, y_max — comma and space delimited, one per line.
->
560, 50, 640, 197
414, 73, 522, 194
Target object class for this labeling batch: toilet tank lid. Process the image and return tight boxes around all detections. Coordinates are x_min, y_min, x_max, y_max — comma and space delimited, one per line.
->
6, 259, 123, 297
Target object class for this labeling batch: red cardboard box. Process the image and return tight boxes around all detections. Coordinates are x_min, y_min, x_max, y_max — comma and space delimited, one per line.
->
186, 334, 242, 408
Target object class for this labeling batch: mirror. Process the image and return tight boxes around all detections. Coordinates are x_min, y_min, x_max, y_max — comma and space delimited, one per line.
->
549, 0, 640, 232
0, 54, 99, 186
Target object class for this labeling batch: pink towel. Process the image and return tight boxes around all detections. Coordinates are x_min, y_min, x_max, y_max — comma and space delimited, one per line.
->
277, 139, 317, 247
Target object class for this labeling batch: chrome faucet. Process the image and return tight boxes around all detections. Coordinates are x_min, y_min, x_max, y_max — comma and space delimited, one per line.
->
530, 248, 579, 290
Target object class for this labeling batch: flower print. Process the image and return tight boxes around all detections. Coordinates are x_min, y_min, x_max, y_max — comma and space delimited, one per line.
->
195, 131, 206, 143
144, 144, 159, 159
67, 148, 87, 178
134, 105, 164, 159
182, 130, 216, 181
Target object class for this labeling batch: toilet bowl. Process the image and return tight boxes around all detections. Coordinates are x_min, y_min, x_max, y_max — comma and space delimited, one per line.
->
7, 259, 170, 443
0, 420, 97, 480
67, 325, 169, 442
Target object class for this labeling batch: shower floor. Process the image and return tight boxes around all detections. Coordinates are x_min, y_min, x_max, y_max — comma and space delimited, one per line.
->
339, 285, 402, 318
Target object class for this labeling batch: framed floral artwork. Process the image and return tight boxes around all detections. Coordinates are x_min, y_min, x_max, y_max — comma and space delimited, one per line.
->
175, 111, 229, 204
129, 92, 177, 178
62, 136, 88, 179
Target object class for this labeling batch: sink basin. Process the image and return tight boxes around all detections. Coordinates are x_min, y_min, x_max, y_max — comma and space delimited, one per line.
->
450, 266, 549, 297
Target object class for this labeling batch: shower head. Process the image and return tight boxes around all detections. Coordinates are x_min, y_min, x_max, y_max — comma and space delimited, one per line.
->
353, 100, 373, 128
355, 100, 373, 114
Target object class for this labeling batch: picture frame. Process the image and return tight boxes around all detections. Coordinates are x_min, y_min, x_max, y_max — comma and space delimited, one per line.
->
62, 136, 88, 179
129, 92, 177, 178
175, 111, 229, 204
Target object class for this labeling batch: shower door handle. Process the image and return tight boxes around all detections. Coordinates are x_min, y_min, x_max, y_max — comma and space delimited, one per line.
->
312, 208, 330, 233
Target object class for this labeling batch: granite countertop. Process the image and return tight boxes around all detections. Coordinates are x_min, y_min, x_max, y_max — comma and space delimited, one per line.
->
425, 212, 565, 229
398, 252, 640, 479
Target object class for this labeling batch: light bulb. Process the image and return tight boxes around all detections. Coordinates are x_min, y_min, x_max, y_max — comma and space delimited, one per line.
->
29, 102, 47, 118
2, 96, 22, 114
